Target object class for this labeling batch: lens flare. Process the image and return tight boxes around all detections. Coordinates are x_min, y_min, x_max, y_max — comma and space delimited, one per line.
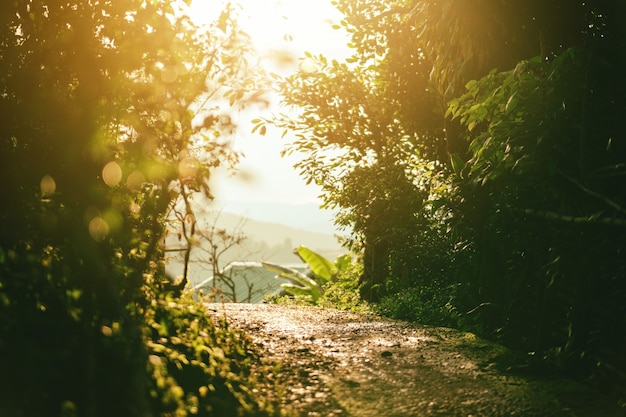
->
178, 157, 199, 180
40, 175, 56, 196
89, 217, 110, 241
126, 170, 146, 190
102, 161, 123, 187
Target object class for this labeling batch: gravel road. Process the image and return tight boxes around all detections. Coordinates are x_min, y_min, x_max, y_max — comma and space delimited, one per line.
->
206, 303, 624, 417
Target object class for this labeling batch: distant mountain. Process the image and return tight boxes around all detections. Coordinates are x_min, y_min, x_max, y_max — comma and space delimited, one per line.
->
214, 201, 339, 235
165, 210, 346, 287
201, 211, 341, 249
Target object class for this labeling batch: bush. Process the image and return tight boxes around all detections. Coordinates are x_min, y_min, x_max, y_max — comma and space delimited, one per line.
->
0, 263, 283, 417
144, 293, 282, 416
266, 258, 373, 314
376, 283, 456, 327
316, 262, 372, 313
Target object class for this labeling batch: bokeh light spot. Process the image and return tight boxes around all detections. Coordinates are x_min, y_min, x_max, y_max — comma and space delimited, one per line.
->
126, 170, 146, 190
129, 201, 141, 215
299, 58, 318, 73
40, 175, 56, 196
89, 217, 110, 241
161, 66, 178, 83
103, 209, 123, 233
178, 157, 199, 180
145, 160, 170, 181
101, 325, 113, 337
102, 161, 123, 187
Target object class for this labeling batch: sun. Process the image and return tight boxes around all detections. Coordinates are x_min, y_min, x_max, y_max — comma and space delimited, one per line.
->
185, 0, 350, 207
188, 1, 286, 38
187, 0, 349, 62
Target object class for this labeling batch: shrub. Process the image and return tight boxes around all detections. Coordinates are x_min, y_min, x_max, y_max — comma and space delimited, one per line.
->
144, 292, 281, 416
316, 262, 372, 313
376, 283, 456, 327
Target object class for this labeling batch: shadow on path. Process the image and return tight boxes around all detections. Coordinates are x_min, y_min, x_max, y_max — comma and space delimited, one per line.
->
207, 303, 624, 417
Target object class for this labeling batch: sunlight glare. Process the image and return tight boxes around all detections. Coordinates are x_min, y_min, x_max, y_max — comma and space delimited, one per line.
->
188, 0, 348, 65
40, 174, 56, 196
102, 161, 123, 187
189, 0, 291, 45
188, 0, 350, 206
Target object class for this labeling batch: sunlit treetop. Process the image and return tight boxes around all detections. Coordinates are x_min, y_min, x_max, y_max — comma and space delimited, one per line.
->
0, 0, 266, 245
332, 0, 598, 100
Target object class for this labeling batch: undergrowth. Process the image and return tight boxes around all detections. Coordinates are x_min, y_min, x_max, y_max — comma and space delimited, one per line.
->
144, 292, 285, 416
376, 282, 457, 328
266, 260, 458, 329
266, 262, 372, 315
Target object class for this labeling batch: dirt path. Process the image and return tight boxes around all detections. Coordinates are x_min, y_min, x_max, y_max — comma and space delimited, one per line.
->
206, 303, 624, 417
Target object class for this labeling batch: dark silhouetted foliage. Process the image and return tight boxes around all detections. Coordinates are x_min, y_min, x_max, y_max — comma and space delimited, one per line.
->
271, 0, 626, 405
0, 1, 278, 415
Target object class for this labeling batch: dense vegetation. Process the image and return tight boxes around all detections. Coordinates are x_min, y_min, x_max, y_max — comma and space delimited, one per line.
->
262, 0, 626, 404
3, 0, 625, 413
0, 1, 281, 415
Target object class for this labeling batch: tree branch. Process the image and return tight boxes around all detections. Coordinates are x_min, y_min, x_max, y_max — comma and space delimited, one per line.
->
563, 173, 626, 216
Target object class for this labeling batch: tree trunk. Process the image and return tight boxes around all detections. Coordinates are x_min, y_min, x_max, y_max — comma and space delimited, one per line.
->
360, 234, 389, 302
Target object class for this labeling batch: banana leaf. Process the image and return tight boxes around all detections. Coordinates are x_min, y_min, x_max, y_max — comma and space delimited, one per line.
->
294, 246, 334, 283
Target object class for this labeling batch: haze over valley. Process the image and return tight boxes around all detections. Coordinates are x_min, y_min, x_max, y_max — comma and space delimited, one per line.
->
165, 202, 345, 287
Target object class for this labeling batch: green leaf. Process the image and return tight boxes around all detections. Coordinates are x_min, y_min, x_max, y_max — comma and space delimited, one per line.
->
280, 283, 321, 301
334, 254, 352, 272
450, 154, 465, 178
505, 92, 517, 113
262, 259, 323, 302
295, 246, 334, 282
465, 79, 477, 91
261, 261, 316, 286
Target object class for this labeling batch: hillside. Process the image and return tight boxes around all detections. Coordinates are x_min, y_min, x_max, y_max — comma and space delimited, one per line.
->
165, 211, 345, 287
213, 201, 338, 235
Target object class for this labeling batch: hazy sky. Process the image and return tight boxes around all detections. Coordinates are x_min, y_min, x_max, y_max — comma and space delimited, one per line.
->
191, 0, 351, 206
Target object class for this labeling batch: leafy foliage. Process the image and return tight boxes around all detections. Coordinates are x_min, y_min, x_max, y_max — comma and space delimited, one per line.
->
263, 246, 352, 303
267, 252, 371, 314
295, 245, 336, 283
145, 294, 279, 416
377, 283, 456, 327
263, 260, 324, 302
267, 44, 447, 301
0, 1, 278, 415
270, 0, 626, 404
445, 37, 626, 396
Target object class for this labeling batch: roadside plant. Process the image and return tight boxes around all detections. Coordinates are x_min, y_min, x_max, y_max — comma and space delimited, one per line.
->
0, 1, 275, 414
377, 282, 458, 327
145, 292, 280, 416
315, 261, 372, 313
262, 246, 351, 303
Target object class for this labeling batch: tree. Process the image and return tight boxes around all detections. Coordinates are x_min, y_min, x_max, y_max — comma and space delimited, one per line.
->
0, 1, 270, 415
445, 5, 626, 393
190, 210, 254, 302
264, 50, 443, 301
267, 0, 626, 400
